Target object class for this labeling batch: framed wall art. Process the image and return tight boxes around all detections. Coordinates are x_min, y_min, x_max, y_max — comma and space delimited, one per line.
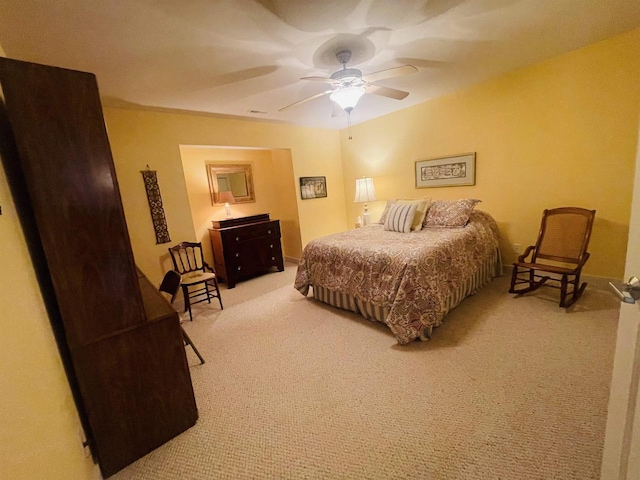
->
300, 176, 327, 200
415, 152, 476, 188
206, 163, 255, 205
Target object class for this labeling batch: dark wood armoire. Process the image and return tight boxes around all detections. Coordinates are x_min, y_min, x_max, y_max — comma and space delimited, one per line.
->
0, 58, 198, 477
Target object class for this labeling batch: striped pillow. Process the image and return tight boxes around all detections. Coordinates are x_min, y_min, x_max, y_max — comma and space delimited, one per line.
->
384, 203, 418, 233
397, 198, 431, 231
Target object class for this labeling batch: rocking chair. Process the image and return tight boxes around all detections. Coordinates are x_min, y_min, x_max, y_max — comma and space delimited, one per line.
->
509, 207, 596, 308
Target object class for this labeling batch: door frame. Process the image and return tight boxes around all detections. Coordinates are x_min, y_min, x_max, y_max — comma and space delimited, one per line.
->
601, 120, 640, 479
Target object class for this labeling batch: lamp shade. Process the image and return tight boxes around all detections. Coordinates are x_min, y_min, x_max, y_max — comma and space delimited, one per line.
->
330, 86, 365, 112
218, 191, 235, 204
354, 177, 378, 203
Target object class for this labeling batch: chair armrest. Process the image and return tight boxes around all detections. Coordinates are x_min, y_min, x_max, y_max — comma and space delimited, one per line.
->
517, 246, 535, 262
203, 262, 214, 273
577, 251, 590, 267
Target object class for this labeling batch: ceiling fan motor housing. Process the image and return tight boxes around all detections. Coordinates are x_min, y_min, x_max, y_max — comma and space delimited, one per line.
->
330, 68, 363, 83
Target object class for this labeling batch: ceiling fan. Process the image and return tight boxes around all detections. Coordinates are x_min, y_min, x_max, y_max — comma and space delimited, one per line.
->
280, 50, 418, 114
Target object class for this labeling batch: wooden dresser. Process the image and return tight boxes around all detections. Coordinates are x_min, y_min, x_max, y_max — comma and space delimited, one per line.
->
209, 214, 285, 288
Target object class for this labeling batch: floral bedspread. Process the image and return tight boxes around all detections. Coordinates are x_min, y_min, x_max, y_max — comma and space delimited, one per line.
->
294, 210, 500, 344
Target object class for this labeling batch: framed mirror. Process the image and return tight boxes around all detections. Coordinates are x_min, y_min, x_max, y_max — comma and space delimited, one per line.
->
206, 163, 255, 205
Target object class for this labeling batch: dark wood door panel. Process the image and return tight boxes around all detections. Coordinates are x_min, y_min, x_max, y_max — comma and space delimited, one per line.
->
0, 58, 198, 478
72, 316, 197, 477
0, 58, 144, 347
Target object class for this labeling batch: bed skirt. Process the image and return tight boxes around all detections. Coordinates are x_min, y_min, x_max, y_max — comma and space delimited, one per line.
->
311, 247, 502, 341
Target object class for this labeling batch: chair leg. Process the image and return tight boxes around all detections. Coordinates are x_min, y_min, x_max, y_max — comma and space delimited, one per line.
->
210, 277, 223, 310
559, 274, 568, 307
508, 265, 520, 293
205, 281, 211, 304
574, 270, 588, 303
182, 284, 193, 321
509, 266, 548, 295
209, 278, 224, 310
181, 327, 205, 365
560, 272, 588, 308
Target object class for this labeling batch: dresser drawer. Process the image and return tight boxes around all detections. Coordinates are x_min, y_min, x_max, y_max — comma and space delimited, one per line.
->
223, 220, 280, 244
228, 238, 283, 273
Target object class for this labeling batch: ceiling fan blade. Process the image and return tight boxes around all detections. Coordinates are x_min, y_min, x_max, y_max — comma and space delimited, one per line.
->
301, 76, 336, 84
365, 84, 409, 100
362, 65, 418, 83
395, 58, 447, 69
279, 90, 332, 111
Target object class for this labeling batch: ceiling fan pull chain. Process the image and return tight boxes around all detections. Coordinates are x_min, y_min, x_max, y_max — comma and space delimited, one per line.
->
348, 112, 353, 140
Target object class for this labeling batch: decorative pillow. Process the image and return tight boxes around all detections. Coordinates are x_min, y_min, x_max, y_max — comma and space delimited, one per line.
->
424, 199, 481, 228
377, 199, 397, 224
397, 197, 431, 231
384, 203, 419, 233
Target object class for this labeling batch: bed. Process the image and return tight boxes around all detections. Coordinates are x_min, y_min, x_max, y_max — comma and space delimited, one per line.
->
294, 210, 501, 344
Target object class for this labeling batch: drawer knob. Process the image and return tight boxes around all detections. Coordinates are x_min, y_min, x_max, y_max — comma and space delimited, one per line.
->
268, 230, 271, 234
270, 244, 273, 248
237, 266, 242, 271
235, 253, 239, 257
272, 256, 275, 261
236, 236, 240, 241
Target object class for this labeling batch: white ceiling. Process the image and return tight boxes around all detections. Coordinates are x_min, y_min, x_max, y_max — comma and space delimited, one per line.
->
1, 0, 639, 130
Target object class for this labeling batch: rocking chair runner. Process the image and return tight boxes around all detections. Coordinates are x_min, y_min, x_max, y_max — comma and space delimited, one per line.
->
509, 207, 596, 307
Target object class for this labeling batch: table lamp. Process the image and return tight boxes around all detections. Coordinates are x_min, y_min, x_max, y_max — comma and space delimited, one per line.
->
354, 177, 377, 226
218, 191, 235, 218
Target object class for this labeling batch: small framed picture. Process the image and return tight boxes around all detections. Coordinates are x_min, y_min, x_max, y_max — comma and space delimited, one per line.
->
300, 176, 327, 200
415, 153, 476, 188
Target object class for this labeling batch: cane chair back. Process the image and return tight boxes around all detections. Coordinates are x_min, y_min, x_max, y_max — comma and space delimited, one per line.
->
534, 208, 594, 265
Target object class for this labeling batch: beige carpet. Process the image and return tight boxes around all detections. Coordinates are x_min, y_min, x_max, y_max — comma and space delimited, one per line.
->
112, 264, 620, 480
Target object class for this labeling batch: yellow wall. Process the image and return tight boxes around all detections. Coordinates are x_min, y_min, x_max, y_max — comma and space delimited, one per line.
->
179, 146, 302, 267
271, 148, 304, 262
340, 28, 640, 279
3, 27, 638, 480
0, 49, 99, 479
104, 108, 346, 285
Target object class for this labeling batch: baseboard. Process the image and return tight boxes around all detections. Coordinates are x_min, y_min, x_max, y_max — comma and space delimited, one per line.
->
284, 256, 300, 265
502, 265, 616, 291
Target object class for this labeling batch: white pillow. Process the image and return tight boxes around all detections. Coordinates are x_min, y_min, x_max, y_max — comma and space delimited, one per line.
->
397, 198, 431, 231
384, 203, 419, 233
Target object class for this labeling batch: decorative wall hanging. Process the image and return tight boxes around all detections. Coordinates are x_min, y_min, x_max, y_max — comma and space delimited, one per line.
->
415, 152, 476, 188
300, 176, 327, 199
141, 166, 171, 244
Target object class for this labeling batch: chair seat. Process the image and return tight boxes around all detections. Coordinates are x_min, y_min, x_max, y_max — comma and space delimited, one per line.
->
181, 271, 216, 286
513, 261, 579, 275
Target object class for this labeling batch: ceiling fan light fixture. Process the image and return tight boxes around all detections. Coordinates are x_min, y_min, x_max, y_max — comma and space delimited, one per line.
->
330, 86, 365, 112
